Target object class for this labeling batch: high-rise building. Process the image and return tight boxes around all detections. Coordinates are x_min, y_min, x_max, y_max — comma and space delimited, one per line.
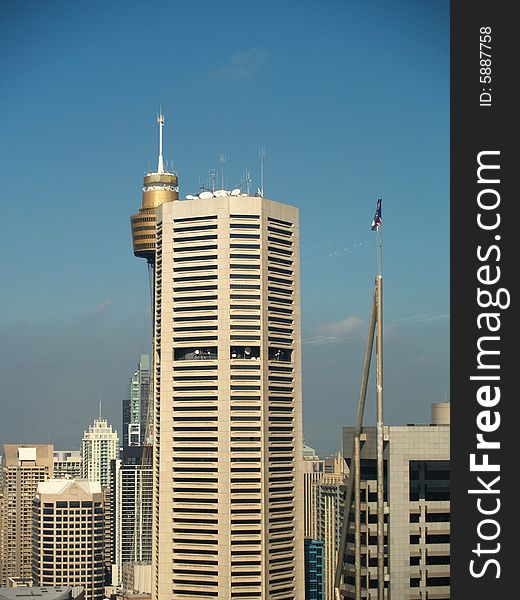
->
304, 539, 325, 600
303, 443, 318, 460
302, 448, 347, 600
150, 191, 304, 598
339, 402, 450, 599
32, 479, 104, 600
81, 418, 119, 489
303, 446, 324, 540
122, 355, 151, 448
53, 451, 81, 479
111, 446, 153, 589
315, 453, 347, 600
0, 445, 53, 586
129, 116, 304, 598
102, 486, 113, 586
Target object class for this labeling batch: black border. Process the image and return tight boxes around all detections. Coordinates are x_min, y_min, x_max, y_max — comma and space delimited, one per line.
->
451, 1, 515, 596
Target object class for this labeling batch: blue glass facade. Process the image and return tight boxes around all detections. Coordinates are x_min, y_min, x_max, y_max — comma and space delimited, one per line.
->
305, 538, 325, 600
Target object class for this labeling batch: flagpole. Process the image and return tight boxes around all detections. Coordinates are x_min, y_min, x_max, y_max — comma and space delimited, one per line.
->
376, 206, 385, 599
378, 222, 382, 277
335, 198, 384, 600
334, 286, 378, 600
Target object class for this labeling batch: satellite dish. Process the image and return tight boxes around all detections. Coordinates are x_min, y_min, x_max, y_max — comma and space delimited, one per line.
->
244, 346, 252, 355
231, 188, 241, 196
199, 191, 214, 199
194, 349, 200, 355
214, 189, 227, 197
186, 194, 195, 200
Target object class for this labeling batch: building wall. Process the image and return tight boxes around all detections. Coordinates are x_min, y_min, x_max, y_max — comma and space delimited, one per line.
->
53, 452, 81, 480
387, 426, 450, 599
304, 539, 324, 600
113, 456, 153, 588
342, 421, 450, 599
303, 458, 324, 540
316, 477, 345, 600
153, 196, 304, 599
0, 445, 53, 586
123, 355, 151, 448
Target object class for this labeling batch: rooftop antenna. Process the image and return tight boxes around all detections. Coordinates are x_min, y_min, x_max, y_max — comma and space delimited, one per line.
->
98, 396, 102, 421
245, 168, 252, 196
219, 153, 226, 189
210, 168, 216, 193
157, 108, 165, 174
259, 147, 265, 196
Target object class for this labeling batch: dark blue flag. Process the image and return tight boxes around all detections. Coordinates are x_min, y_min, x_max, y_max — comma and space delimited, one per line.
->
371, 198, 382, 231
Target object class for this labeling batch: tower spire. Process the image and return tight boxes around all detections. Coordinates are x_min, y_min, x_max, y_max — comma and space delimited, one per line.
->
131, 113, 179, 262
157, 109, 165, 174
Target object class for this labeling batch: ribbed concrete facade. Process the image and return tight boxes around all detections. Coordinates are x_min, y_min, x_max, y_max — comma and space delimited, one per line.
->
152, 195, 304, 599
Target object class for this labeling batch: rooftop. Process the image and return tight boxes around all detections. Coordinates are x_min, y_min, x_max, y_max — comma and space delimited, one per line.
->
0, 588, 83, 600
37, 478, 101, 496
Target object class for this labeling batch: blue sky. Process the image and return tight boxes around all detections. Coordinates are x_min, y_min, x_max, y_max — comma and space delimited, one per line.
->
0, 0, 449, 455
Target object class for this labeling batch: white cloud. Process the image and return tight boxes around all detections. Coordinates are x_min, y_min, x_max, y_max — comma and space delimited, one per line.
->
390, 312, 449, 324
212, 47, 268, 80
316, 315, 365, 337
305, 315, 365, 345
89, 299, 113, 315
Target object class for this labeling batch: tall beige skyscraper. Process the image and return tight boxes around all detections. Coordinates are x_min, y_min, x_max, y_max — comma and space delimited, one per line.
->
32, 479, 104, 600
150, 192, 305, 599
0, 445, 53, 586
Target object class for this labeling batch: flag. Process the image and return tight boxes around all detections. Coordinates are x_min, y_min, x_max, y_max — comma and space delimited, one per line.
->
371, 198, 382, 231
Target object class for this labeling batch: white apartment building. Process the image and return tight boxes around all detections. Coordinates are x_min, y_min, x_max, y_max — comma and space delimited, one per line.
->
81, 419, 119, 489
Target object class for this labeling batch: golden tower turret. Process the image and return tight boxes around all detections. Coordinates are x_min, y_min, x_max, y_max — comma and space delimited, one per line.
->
130, 112, 179, 263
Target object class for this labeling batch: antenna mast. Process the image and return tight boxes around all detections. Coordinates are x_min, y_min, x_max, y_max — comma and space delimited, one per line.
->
219, 153, 226, 189
157, 109, 165, 174
245, 168, 251, 196
259, 147, 265, 196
